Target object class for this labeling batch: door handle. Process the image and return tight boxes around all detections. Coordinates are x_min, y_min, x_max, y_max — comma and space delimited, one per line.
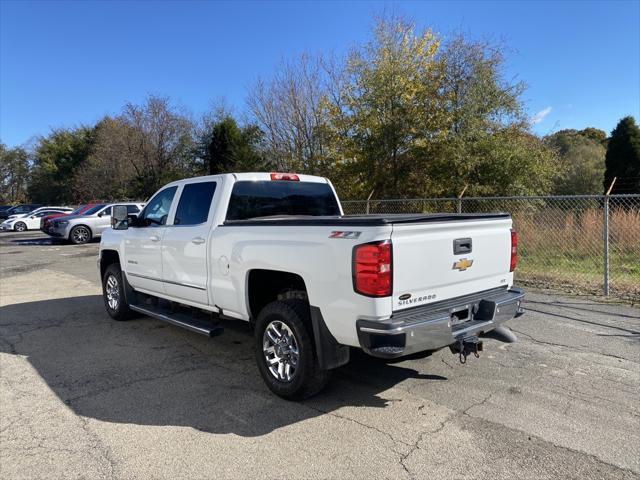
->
191, 237, 205, 245
149, 235, 160, 242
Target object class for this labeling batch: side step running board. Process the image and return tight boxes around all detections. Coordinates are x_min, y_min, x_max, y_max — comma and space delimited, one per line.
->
129, 303, 224, 337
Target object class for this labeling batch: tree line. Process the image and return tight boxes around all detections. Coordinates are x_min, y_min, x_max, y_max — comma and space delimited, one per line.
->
1, 18, 639, 205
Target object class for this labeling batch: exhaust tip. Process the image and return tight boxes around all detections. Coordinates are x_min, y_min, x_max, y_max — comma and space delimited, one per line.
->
480, 325, 517, 343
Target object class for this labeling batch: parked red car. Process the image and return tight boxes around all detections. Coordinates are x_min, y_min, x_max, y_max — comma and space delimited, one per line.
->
40, 204, 97, 234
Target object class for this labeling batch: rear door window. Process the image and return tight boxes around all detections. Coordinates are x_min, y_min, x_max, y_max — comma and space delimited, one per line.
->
174, 182, 217, 226
226, 181, 340, 220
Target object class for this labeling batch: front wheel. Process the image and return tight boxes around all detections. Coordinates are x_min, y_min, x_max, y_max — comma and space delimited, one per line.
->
70, 225, 91, 244
254, 299, 331, 400
102, 263, 132, 320
14, 222, 27, 232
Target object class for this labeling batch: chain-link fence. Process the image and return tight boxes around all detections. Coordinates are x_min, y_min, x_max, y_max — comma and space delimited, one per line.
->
342, 195, 640, 302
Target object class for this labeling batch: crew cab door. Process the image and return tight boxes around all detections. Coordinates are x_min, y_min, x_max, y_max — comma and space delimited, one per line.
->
161, 180, 217, 304
124, 186, 178, 294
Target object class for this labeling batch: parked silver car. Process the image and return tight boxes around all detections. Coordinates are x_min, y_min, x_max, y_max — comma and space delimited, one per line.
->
48, 203, 145, 244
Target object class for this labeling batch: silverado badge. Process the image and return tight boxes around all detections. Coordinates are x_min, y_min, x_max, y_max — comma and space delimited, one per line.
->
452, 258, 474, 271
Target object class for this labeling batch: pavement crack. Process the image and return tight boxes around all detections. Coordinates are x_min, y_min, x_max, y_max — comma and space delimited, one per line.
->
303, 402, 413, 448
511, 328, 640, 365
398, 413, 458, 478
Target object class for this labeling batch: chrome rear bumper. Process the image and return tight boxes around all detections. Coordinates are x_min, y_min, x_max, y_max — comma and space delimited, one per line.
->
357, 287, 525, 358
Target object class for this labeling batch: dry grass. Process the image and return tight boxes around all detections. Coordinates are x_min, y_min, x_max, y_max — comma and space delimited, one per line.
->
513, 207, 640, 301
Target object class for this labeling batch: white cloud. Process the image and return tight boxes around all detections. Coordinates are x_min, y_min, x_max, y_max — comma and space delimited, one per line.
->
531, 106, 552, 124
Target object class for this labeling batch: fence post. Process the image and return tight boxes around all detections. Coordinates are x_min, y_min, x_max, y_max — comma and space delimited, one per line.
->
365, 190, 375, 215
603, 178, 616, 296
457, 185, 468, 214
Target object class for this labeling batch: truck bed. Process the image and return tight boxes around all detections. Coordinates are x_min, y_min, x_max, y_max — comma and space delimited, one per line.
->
223, 213, 511, 226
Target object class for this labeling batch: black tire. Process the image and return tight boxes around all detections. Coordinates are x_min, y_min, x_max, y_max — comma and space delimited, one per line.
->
254, 299, 331, 400
102, 263, 132, 321
14, 222, 27, 232
69, 225, 91, 244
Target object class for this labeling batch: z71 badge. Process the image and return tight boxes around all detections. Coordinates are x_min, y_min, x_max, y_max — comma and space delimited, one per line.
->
329, 231, 361, 239
452, 258, 473, 271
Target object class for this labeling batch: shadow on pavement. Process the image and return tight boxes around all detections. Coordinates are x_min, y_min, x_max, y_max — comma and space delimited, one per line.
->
525, 306, 640, 335
526, 299, 640, 320
0, 295, 446, 437
9, 237, 100, 246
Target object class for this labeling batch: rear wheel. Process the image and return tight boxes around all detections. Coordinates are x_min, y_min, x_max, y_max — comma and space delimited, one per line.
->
14, 222, 27, 232
254, 299, 330, 400
102, 263, 132, 320
70, 225, 91, 244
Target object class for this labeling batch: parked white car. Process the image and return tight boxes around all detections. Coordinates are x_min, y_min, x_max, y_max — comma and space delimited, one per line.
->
1, 207, 73, 232
99, 173, 525, 399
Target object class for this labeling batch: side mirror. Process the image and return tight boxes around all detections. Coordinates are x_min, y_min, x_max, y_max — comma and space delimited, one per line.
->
111, 205, 129, 230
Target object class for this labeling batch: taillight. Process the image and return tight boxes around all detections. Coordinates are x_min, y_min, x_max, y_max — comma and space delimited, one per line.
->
353, 241, 392, 297
270, 172, 299, 181
510, 229, 518, 272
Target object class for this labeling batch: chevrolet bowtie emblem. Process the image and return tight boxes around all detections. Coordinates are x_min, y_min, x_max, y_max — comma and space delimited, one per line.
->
452, 258, 474, 271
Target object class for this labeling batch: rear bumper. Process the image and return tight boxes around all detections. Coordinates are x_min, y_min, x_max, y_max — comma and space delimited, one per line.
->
357, 287, 525, 359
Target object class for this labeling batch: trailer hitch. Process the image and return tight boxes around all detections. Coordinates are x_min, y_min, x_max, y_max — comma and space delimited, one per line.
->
450, 337, 483, 364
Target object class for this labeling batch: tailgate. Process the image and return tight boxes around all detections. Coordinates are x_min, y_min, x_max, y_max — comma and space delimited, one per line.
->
391, 217, 513, 311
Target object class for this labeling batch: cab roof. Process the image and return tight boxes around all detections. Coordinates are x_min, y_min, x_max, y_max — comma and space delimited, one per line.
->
163, 172, 330, 187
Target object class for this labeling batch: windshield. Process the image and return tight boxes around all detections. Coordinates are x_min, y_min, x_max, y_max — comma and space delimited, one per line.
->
70, 204, 91, 215
83, 204, 107, 216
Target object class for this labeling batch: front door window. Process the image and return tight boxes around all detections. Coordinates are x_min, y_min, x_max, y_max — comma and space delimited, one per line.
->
139, 187, 178, 226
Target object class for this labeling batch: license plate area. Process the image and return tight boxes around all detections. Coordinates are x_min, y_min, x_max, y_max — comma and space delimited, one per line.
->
450, 304, 471, 326
450, 299, 498, 326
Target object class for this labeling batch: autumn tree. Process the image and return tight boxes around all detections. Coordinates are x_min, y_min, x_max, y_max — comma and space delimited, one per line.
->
122, 96, 195, 198
546, 129, 606, 195
71, 117, 137, 202
580, 127, 607, 146
28, 127, 97, 203
248, 54, 331, 174
324, 18, 447, 198
429, 34, 548, 197
322, 20, 557, 198
0, 143, 30, 203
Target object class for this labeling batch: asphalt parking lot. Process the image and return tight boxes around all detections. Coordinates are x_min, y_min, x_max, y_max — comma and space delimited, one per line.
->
1, 230, 639, 480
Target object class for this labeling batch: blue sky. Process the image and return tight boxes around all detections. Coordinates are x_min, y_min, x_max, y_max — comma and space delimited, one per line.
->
1, 0, 639, 147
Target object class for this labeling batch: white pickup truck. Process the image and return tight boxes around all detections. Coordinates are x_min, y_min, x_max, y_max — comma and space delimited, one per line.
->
99, 172, 525, 399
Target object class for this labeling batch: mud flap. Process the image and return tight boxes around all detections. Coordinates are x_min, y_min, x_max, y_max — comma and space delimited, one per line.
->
309, 306, 350, 370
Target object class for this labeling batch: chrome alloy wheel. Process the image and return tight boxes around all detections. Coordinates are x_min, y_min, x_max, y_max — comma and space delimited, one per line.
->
263, 320, 299, 382
105, 274, 120, 311
72, 226, 90, 243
